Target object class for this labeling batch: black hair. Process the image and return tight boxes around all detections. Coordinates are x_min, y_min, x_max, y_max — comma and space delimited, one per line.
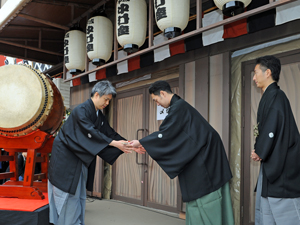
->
149, 80, 173, 95
255, 55, 281, 82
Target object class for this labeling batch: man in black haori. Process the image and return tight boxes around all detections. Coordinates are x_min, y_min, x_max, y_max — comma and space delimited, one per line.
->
48, 80, 136, 225
130, 80, 234, 225
251, 55, 300, 225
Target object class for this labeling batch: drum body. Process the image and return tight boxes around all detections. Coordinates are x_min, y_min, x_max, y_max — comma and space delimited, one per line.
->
0, 64, 65, 137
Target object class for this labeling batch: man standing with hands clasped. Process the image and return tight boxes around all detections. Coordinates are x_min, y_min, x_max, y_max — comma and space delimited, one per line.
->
130, 80, 234, 225
251, 55, 300, 224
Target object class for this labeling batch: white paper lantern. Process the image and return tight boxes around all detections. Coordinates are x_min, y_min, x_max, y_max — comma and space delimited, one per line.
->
154, 0, 190, 38
86, 16, 113, 66
213, 0, 252, 17
116, 0, 147, 53
64, 29, 86, 74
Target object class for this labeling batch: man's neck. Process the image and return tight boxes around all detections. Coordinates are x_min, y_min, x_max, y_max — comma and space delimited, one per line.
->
262, 81, 275, 92
168, 93, 175, 106
91, 97, 98, 112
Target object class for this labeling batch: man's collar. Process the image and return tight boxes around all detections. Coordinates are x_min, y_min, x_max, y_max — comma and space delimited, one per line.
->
170, 94, 180, 106
263, 82, 278, 93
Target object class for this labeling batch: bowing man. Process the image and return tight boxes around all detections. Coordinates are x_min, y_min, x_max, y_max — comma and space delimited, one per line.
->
251, 55, 300, 225
130, 80, 234, 225
48, 80, 136, 225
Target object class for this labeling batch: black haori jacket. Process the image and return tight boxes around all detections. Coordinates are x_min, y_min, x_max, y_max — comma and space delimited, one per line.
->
48, 99, 124, 195
140, 94, 232, 202
255, 82, 300, 198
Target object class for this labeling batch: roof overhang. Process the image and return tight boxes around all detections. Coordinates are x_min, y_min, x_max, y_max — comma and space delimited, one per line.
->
0, 0, 31, 31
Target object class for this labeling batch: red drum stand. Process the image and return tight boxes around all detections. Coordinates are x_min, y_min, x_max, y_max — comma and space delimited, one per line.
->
0, 130, 54, 200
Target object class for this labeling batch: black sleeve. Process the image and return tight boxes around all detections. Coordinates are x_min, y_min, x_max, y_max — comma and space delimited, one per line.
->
57, 106, 115, 167
255, 108, 288, 183
95, 113, 124, 164
140, 105, 203, 179
100, 113, 126, 141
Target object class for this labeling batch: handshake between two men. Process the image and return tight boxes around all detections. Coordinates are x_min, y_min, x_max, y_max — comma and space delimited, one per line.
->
110, 140, 146, 155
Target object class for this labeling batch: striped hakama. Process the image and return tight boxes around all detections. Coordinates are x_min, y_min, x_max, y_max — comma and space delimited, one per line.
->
255, 164, 300, 225
48, 164, 88, 225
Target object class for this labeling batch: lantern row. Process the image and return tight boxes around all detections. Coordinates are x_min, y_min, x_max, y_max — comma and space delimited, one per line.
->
64, 0, 250, 74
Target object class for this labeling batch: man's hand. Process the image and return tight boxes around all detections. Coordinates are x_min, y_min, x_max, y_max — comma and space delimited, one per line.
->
129, 140, 141, 148
251, 150, 262, 161
133, 146, 146, 154
109, 140, 133, 153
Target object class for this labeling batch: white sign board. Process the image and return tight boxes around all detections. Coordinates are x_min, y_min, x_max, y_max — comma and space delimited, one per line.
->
157, 106, 170, 121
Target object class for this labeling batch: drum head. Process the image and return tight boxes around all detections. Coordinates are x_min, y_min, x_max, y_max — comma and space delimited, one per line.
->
0, 64, 53, 136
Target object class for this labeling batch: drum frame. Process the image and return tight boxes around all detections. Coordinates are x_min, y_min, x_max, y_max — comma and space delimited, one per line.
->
0, 129, 53, 199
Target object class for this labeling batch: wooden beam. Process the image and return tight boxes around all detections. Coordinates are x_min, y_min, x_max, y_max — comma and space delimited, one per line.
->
68, 0, 110, 27
65, 0, 296, 82
18, 13, 69, 30
33, 173, 46, 181
0, 39, 63, 56
6, 25, 63, 32
31, 0, 93, 9
0, 37, 61, 43
0, 172, 14, 180
35, 157, 45, 163
0, 155, 14, 161
39, 29, 42, 48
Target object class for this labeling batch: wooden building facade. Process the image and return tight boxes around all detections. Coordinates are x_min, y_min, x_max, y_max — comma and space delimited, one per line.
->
0, 1, 300, 224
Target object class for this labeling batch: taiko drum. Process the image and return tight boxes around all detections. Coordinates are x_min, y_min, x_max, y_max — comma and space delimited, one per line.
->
0, 64, 65, 137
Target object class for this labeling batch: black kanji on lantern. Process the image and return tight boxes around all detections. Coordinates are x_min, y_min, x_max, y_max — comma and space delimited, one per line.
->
154, 0, 165, 9
155, 0, 167, 21
118, 25, 129, 36
156, 7, 167, 21
86, 18, 95, 53
87, 34, 94, 43
86, 26, 94, 35
64, 47, 69, 55
88, 18, 94, 24
118, 13, 129, 26
64, 39, 69, 55
118, 3, 129, 14
64, 56, 69, 63
87, 44, 94, 52
86, 31, 94, 53
117, 2, 130, 37
64, 39, 69, 47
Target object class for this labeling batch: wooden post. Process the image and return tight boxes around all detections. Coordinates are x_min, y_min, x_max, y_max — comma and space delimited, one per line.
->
148, 0, 154, 47
23, 149, 37, 187
114, 0, 118, 61
196, 0, 202, 29
8, 151, 18, 181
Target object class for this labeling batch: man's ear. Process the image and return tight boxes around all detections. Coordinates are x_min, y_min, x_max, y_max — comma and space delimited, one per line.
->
265, 69, 272, 78
160, 90, 165, 97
